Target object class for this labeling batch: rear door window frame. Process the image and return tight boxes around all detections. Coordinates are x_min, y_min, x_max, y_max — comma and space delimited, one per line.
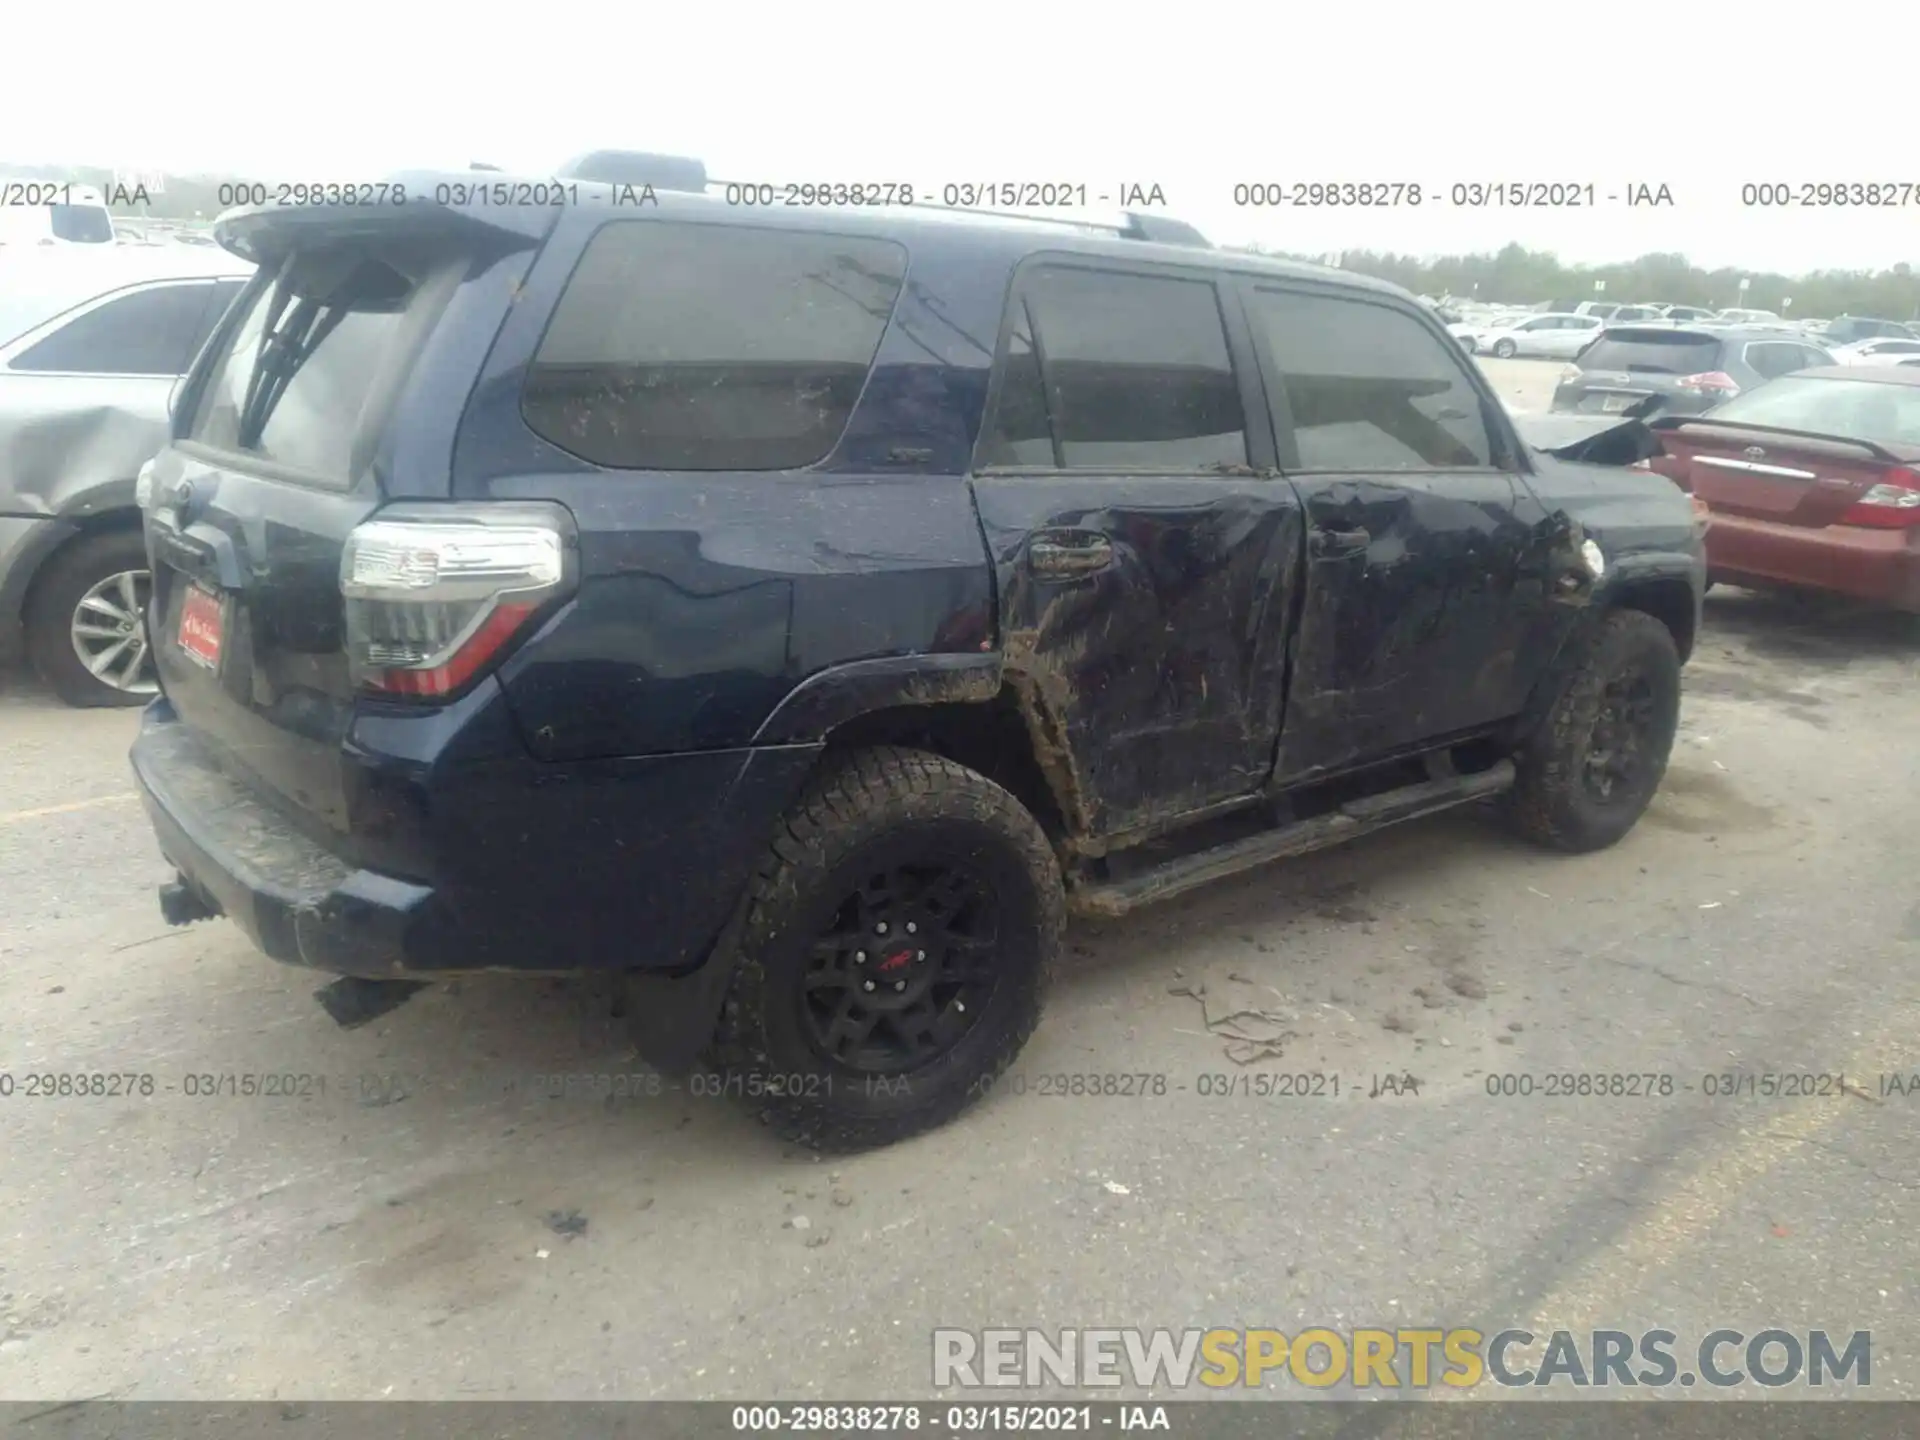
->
973, 253, 1277, 477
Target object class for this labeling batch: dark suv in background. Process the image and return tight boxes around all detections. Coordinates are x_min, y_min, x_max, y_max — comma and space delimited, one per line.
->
131, 155, 1702, 1150
1551, 325, 1836, 417
1822, 316, 1919, 346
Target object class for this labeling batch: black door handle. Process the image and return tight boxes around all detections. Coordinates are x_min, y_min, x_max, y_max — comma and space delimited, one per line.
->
1310, 526, 1371, 558
1029, 534, 1114, 578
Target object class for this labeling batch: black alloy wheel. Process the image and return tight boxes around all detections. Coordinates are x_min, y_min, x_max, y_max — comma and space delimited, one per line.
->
802, 859, 1000, 1073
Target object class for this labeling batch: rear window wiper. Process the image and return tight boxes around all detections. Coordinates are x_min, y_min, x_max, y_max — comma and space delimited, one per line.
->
238, 284, 352, 447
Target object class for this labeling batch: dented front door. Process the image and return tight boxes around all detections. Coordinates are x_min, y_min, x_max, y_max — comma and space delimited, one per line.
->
1234, 278, 1557, 782
970, 260, 1303, 842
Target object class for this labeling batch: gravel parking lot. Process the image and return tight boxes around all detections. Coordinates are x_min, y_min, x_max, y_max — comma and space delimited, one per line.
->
2, 384, 1916, 1399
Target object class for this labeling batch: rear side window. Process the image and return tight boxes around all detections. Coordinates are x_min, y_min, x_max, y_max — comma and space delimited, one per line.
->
1578, 329, 1721, 374
979, 265, 1246, 470
1744, 342, 1813, 380
49, 204, 115, 244
523, 222, 907, 471
10, 282, 218, 376
189, 248, 425, 483
1245, 287, 1493, 471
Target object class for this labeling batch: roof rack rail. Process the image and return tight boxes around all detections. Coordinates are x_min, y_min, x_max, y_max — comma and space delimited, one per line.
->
700, 183, 1210, 248
557, 151, 709, 192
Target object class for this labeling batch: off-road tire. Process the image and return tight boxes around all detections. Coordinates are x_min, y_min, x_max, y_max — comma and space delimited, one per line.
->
24, 530, 154, 708
708, 746, 1064, 1152
1509, 609, 1681, 854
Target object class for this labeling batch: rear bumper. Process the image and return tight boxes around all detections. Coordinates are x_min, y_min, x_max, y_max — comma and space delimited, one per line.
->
1551, 386, 1713, 417
1705, 514, 1920, 611
133, 706, 438, 977
131, 696, 824, 981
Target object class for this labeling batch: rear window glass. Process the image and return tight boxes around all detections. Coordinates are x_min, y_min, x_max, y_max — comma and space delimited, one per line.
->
523, 222, 907, 471
188, 249, 424, 482
1708, 375, 1920, 447
49, 204, 115, 244
1578, 330, 1721, 374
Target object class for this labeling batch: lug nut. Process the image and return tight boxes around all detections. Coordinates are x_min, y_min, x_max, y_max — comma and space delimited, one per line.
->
863, 981, 876, 992
894, 981, 906, 992
916, 951, 925, 961
855, 951, 866, 963
906, 922, 917, 934
876, 921, 889, 935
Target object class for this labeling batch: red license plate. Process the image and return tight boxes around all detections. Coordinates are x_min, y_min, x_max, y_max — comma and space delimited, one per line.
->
177, 584, 224, 670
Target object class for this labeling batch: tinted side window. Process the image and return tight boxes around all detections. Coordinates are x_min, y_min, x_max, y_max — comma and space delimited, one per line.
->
523, 222, 907, 471
979, 266, 1246, 470
1745, 343, 1805, 380
1246, 288, 1494, 471
10, 282, 213, 375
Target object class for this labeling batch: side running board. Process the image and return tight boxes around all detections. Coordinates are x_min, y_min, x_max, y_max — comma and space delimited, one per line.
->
1068, 760, 1516, 919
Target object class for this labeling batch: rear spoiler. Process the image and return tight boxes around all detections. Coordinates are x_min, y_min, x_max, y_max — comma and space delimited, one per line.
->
214, 172, 562, 267
1646, 414, 1909, 465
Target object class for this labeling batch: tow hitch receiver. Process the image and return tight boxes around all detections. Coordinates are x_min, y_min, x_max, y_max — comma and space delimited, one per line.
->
314, 976, 429, 1030
158, 877, 220, 926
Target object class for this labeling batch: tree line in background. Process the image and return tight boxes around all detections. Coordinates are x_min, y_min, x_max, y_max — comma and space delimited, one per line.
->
13, 162, 1918, 321
1249, 241, 1920, 321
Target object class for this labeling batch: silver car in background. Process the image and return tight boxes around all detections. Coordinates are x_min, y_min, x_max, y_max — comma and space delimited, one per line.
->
0, 247, 250, 704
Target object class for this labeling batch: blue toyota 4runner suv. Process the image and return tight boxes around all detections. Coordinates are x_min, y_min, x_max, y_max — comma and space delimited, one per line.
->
132, 154, 1703, 1150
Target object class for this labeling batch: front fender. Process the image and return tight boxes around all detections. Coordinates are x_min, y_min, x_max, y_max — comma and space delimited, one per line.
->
1515, 545, 1703, 743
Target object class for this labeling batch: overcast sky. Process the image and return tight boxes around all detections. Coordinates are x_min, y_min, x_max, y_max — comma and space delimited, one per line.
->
5, 1, 1913, 274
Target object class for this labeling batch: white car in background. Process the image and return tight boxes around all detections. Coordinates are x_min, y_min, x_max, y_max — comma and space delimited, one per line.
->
0, 182, 116, 248
1830, 336, 1920, 366
1461, 312, 1606, 359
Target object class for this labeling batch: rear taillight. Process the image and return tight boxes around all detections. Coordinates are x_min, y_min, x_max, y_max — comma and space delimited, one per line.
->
1675, 372, 1741, 396
341, 503, 574, 698
1837, 469, 1920, 529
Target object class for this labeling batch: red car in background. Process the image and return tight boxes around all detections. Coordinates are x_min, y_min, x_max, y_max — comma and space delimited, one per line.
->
1640, 366, 1920, 612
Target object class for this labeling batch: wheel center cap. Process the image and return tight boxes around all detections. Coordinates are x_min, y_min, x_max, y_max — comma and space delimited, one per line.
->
876, 946, 916, 975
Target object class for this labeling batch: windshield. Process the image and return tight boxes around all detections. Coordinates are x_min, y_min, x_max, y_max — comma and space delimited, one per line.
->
1708, 374, 1920, 446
